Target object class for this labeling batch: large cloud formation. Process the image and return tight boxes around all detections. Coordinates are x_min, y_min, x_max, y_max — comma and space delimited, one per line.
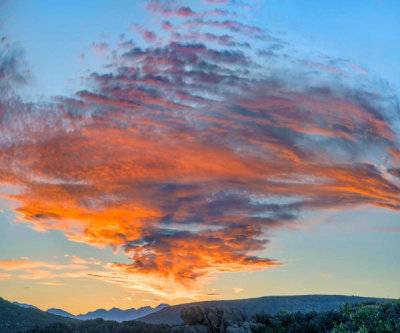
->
1, 0, 399, 297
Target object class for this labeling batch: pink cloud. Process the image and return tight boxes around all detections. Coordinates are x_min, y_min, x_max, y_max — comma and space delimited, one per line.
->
320, 273, 333, 278
90, 42, 109, 56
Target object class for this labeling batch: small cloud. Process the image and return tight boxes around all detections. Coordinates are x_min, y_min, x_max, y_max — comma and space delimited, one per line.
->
71, 255, 88, 264
130, 24, 158, 42
122, 296, 132, 301
142, 30, 157, 42
77, 53, 85, 62
70, 255, 103, 266
39, 282, 65, 286
162, 20, 173, 31
90, 42, 109, 56
233, 287, 244, 294
345, 61, 368, 75
20, 256, 29, 260
320, 273, 332, 278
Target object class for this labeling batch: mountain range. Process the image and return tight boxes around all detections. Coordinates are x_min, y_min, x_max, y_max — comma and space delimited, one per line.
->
14, 302, 169, 322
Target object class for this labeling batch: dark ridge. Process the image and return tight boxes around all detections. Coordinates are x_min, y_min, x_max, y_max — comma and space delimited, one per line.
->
137, 294, 389, 325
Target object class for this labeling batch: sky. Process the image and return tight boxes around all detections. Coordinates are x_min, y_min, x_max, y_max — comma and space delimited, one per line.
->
0, 0, 399, 315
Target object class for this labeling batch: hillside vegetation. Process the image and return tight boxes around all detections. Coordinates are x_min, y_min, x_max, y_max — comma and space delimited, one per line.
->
138, 295, 388, 325
0, 298, 75, 333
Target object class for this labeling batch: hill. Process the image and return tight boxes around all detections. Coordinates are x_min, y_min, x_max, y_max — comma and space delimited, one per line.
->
137, 294, 389, 325
12, 302, 39, 310
46, 308, 75, 319
0, 297, 76, 333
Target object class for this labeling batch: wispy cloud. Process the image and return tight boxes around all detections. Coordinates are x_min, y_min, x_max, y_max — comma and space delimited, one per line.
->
233, 287, 244, 293
0, 273, 12, 280
0, 260, 88, 271
38, 281, 66, 286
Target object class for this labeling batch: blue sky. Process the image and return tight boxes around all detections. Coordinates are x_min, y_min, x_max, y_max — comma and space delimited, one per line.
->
2, 0, 399, 99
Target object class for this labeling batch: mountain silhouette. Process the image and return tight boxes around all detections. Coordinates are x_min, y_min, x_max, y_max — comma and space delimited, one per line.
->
74, 303, 169, 322
46, 308, 75, 318
13, 300, 169, 322
12, 301, 39, 310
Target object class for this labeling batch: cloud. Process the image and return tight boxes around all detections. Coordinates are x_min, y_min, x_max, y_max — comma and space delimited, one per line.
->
38, 281, 66, 286
0, 256, 215, 299
1, 0, 400, 299
320, 273, 333, 278
0, 273, 12, 280
144, 0, 238, 19
0, 260, 88, 271
76, 53, 85, 62
70, 255, 89, 264
345, 62, 368, 75
0, 42, 29, 97
71, 255, 102, 265
233, 287, 244, 293
90, 42, 109, 56
130, 24, 158, 43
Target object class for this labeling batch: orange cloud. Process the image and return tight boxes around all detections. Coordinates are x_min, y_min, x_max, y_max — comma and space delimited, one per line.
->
38, 282, 66, 286
1, 3, 399, 299
233, 287, 244, 294
0, 260, 88, 271
0, 273, 12, 280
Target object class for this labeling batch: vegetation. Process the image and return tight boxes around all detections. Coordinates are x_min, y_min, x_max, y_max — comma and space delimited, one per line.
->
0, 297, 75, 333
251, 299, 400, 333
26, 319, 172, 333
251, 309, 341, 332
332, 300, 400, 333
